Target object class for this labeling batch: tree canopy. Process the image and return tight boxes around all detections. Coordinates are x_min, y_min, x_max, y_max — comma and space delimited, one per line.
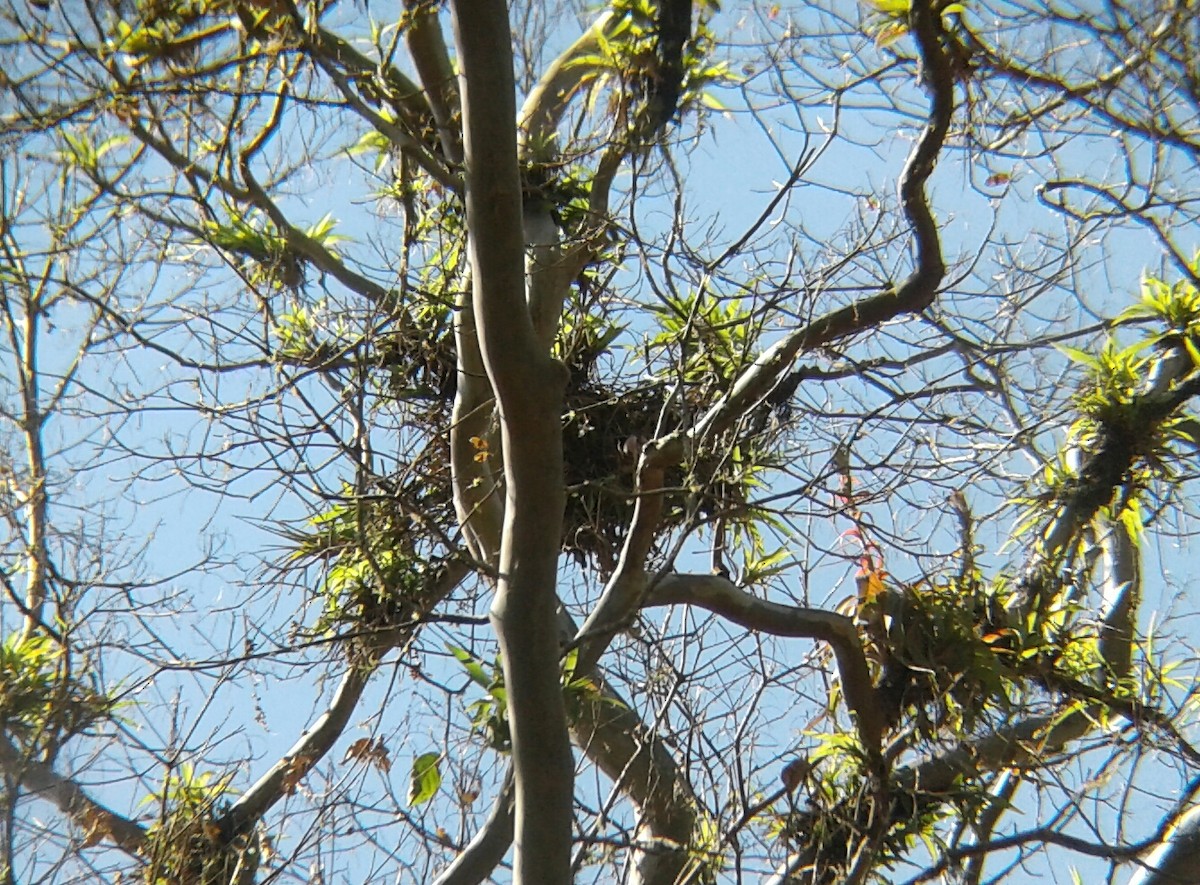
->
2, 0, 1200, 883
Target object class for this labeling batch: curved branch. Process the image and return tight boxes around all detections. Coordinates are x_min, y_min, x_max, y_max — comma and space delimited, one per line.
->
645, 573, 883, 761
404, 0, 463, 166
518, 12, 618, 159
518, 5, 697, 351
573, 456, 667, 676
432, 769, 514, 885
1130, 804, 1200, 885
450, 275, 504, 567
221, 655, 375, 836
0, 733, 147, 856
683, 0, 955, 448
518, 10, 655, 352
223, 564, 468, 836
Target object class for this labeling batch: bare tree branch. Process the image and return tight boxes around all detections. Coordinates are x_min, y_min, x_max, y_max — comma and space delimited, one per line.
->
432, 769, 514, 885
0, 733, 147, 857
645, 573, 884, 758
403, 0, 463, 167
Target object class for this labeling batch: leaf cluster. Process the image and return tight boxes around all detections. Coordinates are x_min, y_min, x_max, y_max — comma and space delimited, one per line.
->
204, 210, 346, 293
140, 764, 259, 885
1053, 266, 1200, 497
0, 632, 114, 744
872, 577, 1018, 737
565, 0, 729, 131
774, 744, 969, 885
447, 644, 612, 755
290, 493, 444, 631
103, 0, 291, 71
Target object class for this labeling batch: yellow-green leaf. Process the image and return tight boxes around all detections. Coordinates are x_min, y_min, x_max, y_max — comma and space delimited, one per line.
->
407, 752, 442, 807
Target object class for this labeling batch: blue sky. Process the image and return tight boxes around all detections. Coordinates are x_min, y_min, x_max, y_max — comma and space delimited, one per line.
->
3, 0, 1199, 882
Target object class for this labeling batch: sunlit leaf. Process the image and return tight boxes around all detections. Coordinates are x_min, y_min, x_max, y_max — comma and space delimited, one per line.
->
447, 644, 491, 690
344, 737, 392, 774
407, 752, 442, 807
861, 0, 910, 14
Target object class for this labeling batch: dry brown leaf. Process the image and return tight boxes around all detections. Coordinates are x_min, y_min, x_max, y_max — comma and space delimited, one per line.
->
280, 754, 314, 794
77, 806, 113, 848
343, 737, 391, 774
781, 758, 810, 793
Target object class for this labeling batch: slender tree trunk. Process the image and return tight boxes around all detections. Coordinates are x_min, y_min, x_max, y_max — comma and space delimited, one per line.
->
450, 4, 574, 882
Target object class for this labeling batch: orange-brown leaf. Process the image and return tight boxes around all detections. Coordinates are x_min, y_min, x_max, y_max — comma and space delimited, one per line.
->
77, 807, 113, 849
344, 737, 391, 774
280, 754, 313, 794
781, 758, 810, 792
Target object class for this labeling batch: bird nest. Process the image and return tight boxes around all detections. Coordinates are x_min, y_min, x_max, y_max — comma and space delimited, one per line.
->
378, 325, 753, 576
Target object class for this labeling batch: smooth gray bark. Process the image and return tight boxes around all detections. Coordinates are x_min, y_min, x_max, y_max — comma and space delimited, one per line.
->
0, 732, 147, 855
450, 3, 574, 882
1130, 805, 1200, 885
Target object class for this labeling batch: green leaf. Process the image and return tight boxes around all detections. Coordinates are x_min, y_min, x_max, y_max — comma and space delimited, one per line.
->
305, 212, 350, 246
95, 134, 129, 161
446, 643, 491, 690
407, 752, 442, 806
743, 546, 792, 583
1170, 416, 1200, 452
561, 646, 580, 682
862, 0, 910, 13
60, 132, 97, 169
1185, 335, 1200, 368
348, 130, 389, 157
1053, 344, 1101, 370
1117, 499, 1145, 548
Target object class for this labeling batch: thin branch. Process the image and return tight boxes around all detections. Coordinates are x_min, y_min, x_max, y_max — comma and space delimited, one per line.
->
431, 769, 514, 885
